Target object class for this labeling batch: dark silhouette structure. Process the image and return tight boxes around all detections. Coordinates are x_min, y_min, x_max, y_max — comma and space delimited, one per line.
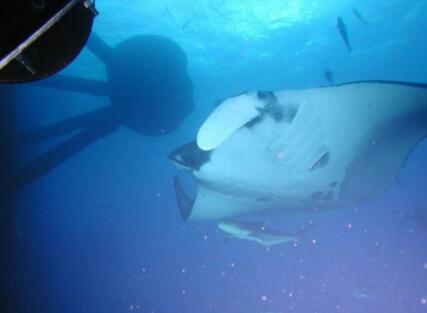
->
0, 33, 194, 311
1, 3, 193, 312
10, 32, 194, 193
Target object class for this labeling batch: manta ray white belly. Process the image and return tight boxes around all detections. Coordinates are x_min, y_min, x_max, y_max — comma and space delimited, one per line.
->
170, 81, 427, 221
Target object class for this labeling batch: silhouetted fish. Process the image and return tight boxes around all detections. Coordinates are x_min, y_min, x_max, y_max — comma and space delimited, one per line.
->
324, 70, 334, 85
337, 17, 351, 52
218, 221, 313, 248
353, 9, 369, 26
166, 6, 174, 20
182, 18, 194, 30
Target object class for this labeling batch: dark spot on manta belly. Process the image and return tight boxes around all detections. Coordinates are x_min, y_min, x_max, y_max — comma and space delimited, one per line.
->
256, 195, 272, 202
310, 191, 324, 200
267, 104, 285, 122
246, 91, 300, 128
257, 91, 276, 101
323, 190, 334, 201
283, 104, 298, 123
330, 181, 338, 188
245, 115, 264, 129
309, 152, 330, 171
309, 190, 334, 202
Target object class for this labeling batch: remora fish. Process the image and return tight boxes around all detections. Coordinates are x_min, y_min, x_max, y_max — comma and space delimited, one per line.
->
353, 9, 369, 26
218, 221, 311, 248
170, 81, 427, 222
337, 17, 351, 52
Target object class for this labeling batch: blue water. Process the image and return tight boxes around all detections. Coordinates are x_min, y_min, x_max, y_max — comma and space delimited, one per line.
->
5, 0, 427, 312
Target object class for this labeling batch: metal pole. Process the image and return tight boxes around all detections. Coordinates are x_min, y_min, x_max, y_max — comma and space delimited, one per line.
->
0, 0, 83, 71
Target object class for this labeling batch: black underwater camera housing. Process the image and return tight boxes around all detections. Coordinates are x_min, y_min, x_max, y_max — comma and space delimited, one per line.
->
0, 0, 97, 83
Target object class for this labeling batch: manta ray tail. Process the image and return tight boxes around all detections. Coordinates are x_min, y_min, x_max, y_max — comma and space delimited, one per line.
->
173, 176, 194, 221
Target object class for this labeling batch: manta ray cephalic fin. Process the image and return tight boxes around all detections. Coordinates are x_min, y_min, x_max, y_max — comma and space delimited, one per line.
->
173, 176, 195, 221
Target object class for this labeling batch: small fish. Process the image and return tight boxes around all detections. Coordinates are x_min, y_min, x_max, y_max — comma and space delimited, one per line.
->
182, 18, 194, 30
166, 6, 174, 19
337, 17, 351, 52
352, 9, 369, 26
218, 221, 313, 248
324, 70, 334, 85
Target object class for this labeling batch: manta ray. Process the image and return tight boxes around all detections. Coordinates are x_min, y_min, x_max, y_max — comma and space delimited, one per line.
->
170, 81, 427, 221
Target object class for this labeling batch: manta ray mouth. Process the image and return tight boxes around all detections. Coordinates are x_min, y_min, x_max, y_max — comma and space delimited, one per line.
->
168, 141, 212, 171
173, 176, 195, 221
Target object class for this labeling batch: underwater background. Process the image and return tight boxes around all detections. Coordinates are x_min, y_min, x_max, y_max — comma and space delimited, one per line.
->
2, 0, 427, 312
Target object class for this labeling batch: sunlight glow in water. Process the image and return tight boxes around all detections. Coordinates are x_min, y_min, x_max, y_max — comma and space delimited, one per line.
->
219, 0, 351, 39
